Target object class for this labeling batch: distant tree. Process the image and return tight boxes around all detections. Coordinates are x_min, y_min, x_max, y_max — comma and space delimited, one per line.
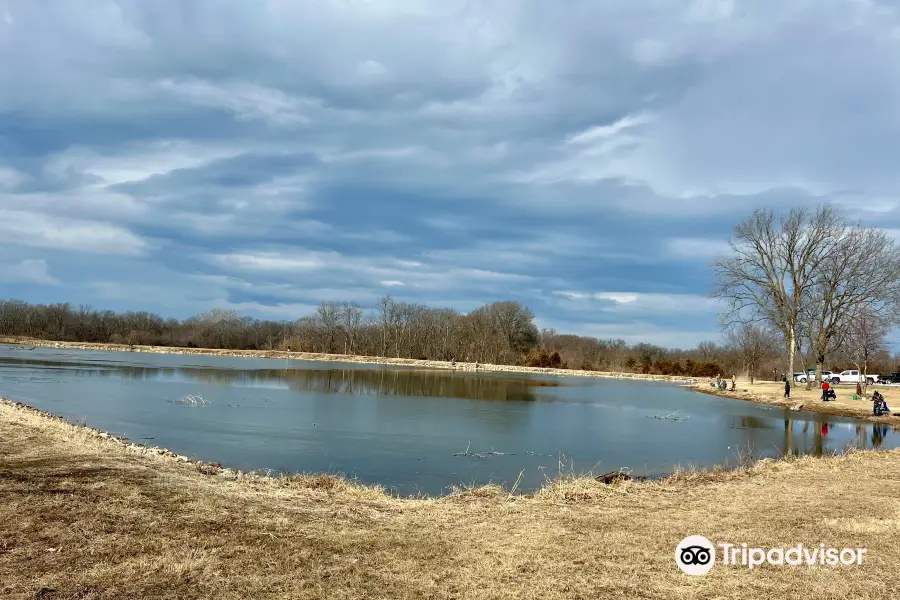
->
845, 303, 890, 394
725, 324, 780, 383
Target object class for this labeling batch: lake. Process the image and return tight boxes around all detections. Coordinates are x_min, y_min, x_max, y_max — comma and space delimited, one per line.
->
1, 344, 894, 495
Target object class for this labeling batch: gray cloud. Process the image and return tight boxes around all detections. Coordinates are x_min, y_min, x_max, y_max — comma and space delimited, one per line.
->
2, 0, 899, 346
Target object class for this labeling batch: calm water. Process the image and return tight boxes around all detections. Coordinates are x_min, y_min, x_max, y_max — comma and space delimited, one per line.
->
1, 344, 894, 495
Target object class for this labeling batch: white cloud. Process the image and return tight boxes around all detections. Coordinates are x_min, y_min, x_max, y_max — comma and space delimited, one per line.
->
207, 251, 335, 272
0, 209, 148, 255
566, 113, 654, 145
0, 167, 24, 189
64, 140, 243, 186
211, 301, 319, 319
551, 291, 720, 315
663, 238, 731, 259
535, 316, 722, 348
0, 259, 60, 286
155, 78, 318, 125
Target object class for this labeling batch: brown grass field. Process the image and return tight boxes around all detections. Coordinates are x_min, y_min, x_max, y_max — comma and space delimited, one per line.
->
2, 398, 900, 599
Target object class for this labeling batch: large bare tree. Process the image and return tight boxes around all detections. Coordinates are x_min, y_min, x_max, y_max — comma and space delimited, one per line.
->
804, 223, 900, 384
712, 205, 845, 379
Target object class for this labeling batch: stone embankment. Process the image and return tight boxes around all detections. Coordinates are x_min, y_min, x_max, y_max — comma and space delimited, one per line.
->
0, 337, 699, 384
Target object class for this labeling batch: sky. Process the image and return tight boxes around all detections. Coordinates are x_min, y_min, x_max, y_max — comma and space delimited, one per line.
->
2, 0, 900, 349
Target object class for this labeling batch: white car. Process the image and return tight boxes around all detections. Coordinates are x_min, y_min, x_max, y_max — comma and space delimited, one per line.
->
794, 370, 833, 383
829, 370, 879, 385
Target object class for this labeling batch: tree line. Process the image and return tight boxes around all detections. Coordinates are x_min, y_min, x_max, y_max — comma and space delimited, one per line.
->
1, 293, 895, 381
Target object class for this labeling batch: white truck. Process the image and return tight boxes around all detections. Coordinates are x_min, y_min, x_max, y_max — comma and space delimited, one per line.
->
828, 370, 880, 385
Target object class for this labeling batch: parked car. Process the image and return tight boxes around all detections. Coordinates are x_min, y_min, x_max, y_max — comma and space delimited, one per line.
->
794, 370, 833, 383
880, 372, 900, 384
829, 370, 880, 385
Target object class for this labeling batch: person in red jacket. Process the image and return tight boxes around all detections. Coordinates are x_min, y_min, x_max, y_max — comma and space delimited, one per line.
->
821, 380, 831, 401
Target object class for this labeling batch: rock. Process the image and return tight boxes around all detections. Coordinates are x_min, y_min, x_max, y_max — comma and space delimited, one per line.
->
596, 470, 647, 484
218, 468, 237, 479
98, 432, 109, 439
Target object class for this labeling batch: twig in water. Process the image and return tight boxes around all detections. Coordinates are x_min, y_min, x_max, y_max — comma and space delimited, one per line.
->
647, 410, 688, 422
168, 394, 210, 406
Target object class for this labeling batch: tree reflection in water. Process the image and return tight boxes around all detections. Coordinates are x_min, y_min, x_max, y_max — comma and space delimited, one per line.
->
0, 356, 566, 402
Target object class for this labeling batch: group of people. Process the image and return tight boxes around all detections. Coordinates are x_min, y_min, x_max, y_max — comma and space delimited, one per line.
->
782, 377, 891, 416
714, 374, 737, 391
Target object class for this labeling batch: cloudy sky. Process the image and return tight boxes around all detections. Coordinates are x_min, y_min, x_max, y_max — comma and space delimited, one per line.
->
2, 0, 899, 348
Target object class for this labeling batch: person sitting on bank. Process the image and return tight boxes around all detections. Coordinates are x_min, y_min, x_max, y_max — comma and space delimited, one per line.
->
873, 390, 891, 416
821, 380, 833, 401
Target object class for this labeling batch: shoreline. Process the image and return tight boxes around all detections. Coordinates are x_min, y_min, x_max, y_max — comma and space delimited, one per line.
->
0, 393, 890, 495
3, 396, 900, 598
0, 336, 700, 384
6, 336, 898, 425
691, 381, 900, 425
0, 395, 753, 496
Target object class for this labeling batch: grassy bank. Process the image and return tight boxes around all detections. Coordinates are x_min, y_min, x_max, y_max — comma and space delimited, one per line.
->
0, 337, 699, 383
2, 398, 900, 599
694, 380, 900, 424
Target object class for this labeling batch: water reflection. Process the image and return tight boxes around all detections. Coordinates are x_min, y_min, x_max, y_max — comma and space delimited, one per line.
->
734, 414, 893, 456
3, 347, 899, 495
0, 356, 562, 401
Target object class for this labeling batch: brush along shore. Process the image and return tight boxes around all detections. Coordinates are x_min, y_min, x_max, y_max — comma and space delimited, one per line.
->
0, 336, 699, 383
694, 379, 900, 424
2, 398, 900, 599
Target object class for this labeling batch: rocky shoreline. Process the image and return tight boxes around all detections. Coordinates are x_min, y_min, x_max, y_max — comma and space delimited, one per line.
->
0, 337, 700, 384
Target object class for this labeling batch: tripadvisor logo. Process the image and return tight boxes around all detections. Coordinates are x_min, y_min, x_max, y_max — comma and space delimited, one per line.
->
676, 536, 716, 576
675, 536, 867, 575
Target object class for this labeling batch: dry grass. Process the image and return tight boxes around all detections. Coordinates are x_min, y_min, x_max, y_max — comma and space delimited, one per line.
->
694, 379, 900, 423
2, 400, 900, 599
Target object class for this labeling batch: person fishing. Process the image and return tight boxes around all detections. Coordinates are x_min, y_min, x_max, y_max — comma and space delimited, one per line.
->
821, 379, 834, 401
784, 378, 791, 400
873, 390, 891, 416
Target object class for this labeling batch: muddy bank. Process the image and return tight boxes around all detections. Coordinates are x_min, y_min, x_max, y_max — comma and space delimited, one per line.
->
0, 337, 699, 384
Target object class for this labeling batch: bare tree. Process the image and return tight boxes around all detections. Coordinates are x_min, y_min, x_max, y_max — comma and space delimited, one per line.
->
725, 324, 780, 383
316, 302, 343, 354
804, 223, 900, 384
696, 341, 721, 363
845, 303, 890, 395
375, 296, 396, 357
340, 302, 362, 355
713, 205, 846, 379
